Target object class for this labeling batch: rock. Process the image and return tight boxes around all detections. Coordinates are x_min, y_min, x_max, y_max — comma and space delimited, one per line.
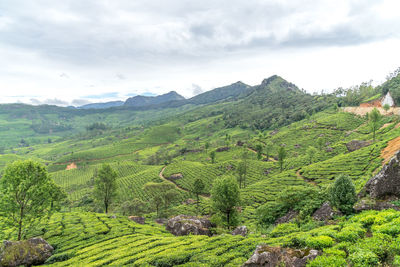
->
129, 216, 146, 224
345, 140, 372, 152
363, 151, 400, 199
216, 147, 230, 152
325, 147, 334, 153
270, 129, 279, 136
237, 140, 244, 146
275, 210, 298, 225
232, 226, 248, 237
0, 237, 53, 267
312, 202, 341, 221
354, 199, 400, 212
166, 215, 215, 236
169, 173, 183, 180
242, 245, 320, 267
182, 198, 196, 205
294, 144, 301, 149
109, 215, 117, 219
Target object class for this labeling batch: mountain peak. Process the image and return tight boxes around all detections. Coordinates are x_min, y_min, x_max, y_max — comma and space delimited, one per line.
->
124, 91, 185, 107
261, 75, 283, 85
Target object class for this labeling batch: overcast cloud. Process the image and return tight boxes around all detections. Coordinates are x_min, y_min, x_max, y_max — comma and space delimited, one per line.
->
0, 0, 400, 106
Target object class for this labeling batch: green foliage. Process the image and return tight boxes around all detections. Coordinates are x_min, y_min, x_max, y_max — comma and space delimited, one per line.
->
278, 146, 287, 172
308, 255, 347, 267
0, 160, 63, 240
211, 176, 241, 228
255, 144, 263, 160
237, 160, 248, 188
368, 108, 381, 141
192, 178, 205, 214
329, 175, 356, 215
306, 146, 318, 164
143, 181, 179, 217
93, 164, 118, 213
210, 151, 216, 164
119, 198, 148, 216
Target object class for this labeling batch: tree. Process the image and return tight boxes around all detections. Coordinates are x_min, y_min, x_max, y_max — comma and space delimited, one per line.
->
48, 181, 67, 211
278, 146, 287, 172
306, 146, 318, 164
383, 104, 390, 112
264, 143, 271, 161
93, 164, 118, 214
210, 151, 216, 164
204, 142, 210, 153
255, 144, 263, 160
192, 178, 205, 213
211, 176, 241, 228
369, 108, 381, 141
143, 182, 178, 217
120, 198, 147, 216
329, 174, 356, 215
317, 137, 325, 151
0, 160, 64, 240
237, 161, 247, 189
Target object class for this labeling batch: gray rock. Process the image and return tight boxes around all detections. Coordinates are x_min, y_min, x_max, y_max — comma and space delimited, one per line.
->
169, 173, 183, 180
0, 237, 53, 267
154, 218, 168, 225
242, 245, 320, 267
166, 215, 215, 236
109, 215, 117, 219
129, 216, 146, 224
312, 202, 341, 221
354, 199, 400, 212
345, 140, 372, 152
275, 210, 298, 225
364, 151, 400, 199
216, 147, 230, 152
232, 226, 248, 237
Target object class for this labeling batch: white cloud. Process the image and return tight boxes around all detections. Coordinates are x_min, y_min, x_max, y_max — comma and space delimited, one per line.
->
0, 0, 399, 104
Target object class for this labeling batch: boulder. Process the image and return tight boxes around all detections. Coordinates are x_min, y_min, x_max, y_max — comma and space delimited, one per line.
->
242, 245, 320, 267
129, 216, 146, 225
216, 147, 230, 152
354, 199, 400, 213
169, 173, 183, 180
312, 202, 342, 221
0, 237, 53, 267
232, 226, 248, 237
237, 140, 244, 146
275, 210, 298, 225
345, 140, 372, 152
166, 215, 215, 236
109, 215, 117, 219
154, 218, 168, 225
363, 151, 400, 199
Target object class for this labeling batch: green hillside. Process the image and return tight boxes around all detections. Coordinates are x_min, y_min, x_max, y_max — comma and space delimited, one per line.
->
2, 74, 400, 266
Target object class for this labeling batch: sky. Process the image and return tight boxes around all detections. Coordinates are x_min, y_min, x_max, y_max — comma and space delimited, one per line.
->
1, 0, 400, 106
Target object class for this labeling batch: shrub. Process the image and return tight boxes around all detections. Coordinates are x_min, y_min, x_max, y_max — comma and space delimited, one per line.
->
270, 223, 299, 237
308, 255, 347, 267
349, 249, 379, 267
336, 223, 366, 242
329, 175, 356, 215
305, 235, 335, 250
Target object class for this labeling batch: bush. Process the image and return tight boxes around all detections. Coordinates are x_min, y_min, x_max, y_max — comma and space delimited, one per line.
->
270, 223, 299, 237
336, 223, 366, 242
329, 175, 356, 215
349, 249, 379, 267
307, 255, 347, 267
305, 235, 335, 250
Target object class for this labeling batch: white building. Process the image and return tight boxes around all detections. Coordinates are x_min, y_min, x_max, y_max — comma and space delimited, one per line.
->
381, 92, 395, 107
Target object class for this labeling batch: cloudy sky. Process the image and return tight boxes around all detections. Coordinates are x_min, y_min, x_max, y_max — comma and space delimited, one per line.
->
1, 0, 400, 106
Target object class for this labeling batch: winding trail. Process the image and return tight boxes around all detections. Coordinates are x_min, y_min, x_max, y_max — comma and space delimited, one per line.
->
158, 166, 210, 198
296, 169, 318, 187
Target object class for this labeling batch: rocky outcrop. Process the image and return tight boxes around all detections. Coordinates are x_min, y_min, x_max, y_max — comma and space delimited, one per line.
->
216, 147, 230, 152
345, 140, 372, 152
363, 151, 400, 198
0, 238, 53, 267
354, 199, 400, 212
275, 210, 298, 225
232, 226, 248, 237
166, 215, 215, 236
129, 216, 146, 224
312, 202, 342, 221
169, 173, 183, 180
242, 245, 320, 267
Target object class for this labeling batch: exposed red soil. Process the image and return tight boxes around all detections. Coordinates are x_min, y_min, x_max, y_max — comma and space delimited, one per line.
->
381, 136, 400, 165
66, 162, 77, 170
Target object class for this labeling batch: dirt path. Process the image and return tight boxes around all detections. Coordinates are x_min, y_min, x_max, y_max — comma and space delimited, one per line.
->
296, 169, 318, 187
246, 147, 277, 162
343, 107, 400, 116
158, 166, 210, 198
381, 136, 400, 164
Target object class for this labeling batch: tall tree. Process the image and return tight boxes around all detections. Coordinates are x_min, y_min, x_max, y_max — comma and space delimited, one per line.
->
264, 143, 272, 161
192, 178, 205, 214
278, 146, 287, 172
255, 144, 263, 160
0, 160, 65, 240
237, 161, 247, 189
204, 142, 210, 153
94, 164, 118, 214
369, 108, 381, 141
210, 151, 216, 164
211, 176, 241, 228
143, 182, 178, 217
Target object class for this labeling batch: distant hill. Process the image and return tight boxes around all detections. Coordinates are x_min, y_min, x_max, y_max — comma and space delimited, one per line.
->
78, 101, 124, 109
124, 91, 185, 107
187, 81, 251, 105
